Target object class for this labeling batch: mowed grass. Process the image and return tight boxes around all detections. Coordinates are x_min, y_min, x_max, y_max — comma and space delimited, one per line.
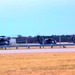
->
0, 52, 75, 75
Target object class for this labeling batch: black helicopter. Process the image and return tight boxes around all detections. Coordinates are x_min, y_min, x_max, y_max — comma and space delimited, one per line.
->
37, 36, 57, 44
0, 36, 9, 45
71, 35, 75, 43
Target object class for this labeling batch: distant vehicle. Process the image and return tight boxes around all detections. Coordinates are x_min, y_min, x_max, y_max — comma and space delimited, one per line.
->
0, 36, 9, 45
37, 36, 57, 44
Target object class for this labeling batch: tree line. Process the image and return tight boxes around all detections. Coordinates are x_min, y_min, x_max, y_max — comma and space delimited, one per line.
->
15, 35, 75, 43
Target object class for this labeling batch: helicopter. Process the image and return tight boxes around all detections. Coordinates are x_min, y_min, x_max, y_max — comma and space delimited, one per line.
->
71, 35, 75, 43
0, 36, 9, 45
37, 35, 57, 44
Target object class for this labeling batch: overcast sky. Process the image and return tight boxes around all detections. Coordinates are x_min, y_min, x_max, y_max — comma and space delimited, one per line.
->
0, 0, 75, 36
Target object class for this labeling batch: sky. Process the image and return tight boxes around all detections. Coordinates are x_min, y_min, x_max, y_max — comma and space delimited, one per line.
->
0, 0, 75, 37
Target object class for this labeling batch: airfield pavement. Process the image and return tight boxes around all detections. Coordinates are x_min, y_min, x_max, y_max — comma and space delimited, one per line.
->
0, 48, 75, 54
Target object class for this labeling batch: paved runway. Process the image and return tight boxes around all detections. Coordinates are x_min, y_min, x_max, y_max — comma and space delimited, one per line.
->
0, 48, 75, 54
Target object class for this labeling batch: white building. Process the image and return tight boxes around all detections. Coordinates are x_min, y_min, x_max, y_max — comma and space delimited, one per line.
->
10, 38, 16, 45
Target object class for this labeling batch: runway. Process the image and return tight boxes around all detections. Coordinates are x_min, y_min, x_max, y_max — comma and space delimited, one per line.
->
0, 48, 75, 54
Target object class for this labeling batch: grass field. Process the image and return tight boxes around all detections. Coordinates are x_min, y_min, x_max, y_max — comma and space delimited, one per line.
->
0, 52, 75, 75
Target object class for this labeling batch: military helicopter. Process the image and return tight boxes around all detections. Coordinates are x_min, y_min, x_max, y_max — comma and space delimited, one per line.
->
71, 35, 75, 43
37, 35, 57, 44
0, 36, 9, 45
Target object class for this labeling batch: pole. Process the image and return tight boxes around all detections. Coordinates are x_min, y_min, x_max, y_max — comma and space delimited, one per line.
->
42, 36, 44, 48
26, 38, 28, 49
59, 36, 61, 47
